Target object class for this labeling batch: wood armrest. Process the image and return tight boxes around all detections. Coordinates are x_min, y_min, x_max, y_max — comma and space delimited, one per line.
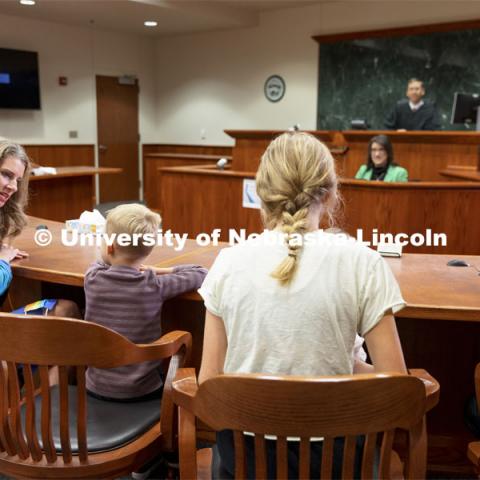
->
139, 330, 192, 363
173, 368, 198, 412
468, 441, 480, 468
409, 368, 440, 412
173, 368, 199, 479
146, 333, 191, 452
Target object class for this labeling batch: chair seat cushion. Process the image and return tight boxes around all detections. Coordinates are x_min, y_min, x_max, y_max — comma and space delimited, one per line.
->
22, 385, 161, 453
465, 395, 480, 438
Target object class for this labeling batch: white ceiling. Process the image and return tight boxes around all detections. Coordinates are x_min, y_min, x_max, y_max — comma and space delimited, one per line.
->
0, 0, 327, 37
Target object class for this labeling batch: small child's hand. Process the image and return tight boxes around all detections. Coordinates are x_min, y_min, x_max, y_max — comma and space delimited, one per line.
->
14, 249, 29, 260
140, 264, 174, 275
0, 244, 19, 263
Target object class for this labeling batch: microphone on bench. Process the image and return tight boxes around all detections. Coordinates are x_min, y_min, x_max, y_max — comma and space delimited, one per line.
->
216, 158, 228, 170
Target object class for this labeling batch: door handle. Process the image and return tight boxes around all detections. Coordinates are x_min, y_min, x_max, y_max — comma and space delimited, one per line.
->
98, 144, 107, 152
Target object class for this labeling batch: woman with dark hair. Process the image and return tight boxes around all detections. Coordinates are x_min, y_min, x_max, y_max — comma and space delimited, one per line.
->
355, 135, 408, 182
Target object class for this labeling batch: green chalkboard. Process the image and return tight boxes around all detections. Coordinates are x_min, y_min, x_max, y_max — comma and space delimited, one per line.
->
317, 28, 480, 131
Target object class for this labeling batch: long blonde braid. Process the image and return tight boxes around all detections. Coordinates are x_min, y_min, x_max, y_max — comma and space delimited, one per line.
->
256, 132, 338, 285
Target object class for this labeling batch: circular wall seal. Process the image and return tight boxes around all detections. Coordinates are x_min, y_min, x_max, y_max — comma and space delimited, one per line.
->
264, 75, 285, 102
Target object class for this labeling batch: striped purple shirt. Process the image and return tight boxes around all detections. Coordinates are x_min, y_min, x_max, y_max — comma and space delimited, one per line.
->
84, 261, 207, 399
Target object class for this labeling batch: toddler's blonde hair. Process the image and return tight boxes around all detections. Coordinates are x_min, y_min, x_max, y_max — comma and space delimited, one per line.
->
106, 203, 161, 259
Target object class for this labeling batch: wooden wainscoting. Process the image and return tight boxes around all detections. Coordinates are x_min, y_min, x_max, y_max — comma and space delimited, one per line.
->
160, 166, 480, 255
142, 144, 232, 211
24, 145, 95, 167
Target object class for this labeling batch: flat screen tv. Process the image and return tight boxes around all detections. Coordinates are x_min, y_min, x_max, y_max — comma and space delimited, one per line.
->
0, 47, 41, 109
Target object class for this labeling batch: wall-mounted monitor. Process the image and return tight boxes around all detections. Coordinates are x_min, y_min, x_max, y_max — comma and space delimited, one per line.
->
0, 47, 41, 110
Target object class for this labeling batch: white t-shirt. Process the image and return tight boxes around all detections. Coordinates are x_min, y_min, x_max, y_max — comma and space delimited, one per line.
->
199, 230, 405, 376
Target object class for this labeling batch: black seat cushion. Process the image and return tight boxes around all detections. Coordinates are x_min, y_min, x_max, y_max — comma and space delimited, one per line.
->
21, 385, 160, 453
465, 395, 480, 438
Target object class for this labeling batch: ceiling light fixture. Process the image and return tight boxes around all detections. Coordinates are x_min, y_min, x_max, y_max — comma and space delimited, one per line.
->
144, 21, 158, 27
20, 0, 36, 5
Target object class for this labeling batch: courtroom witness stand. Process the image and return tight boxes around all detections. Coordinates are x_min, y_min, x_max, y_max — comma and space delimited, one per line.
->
0, 140, 78, 317
355, 134, 408, 182
198, 132, 408, 478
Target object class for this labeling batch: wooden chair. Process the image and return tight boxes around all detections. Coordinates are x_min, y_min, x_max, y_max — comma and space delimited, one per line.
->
173, 369, 438, 480
468, 363, 480, 476
0, 313, 192, 479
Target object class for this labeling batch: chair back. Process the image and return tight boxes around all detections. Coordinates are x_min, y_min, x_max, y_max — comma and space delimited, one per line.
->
0, 313, 190, 472
185, 373, 427, 479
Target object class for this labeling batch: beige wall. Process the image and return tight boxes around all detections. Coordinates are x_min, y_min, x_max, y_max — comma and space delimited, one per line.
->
155, 1, 480, 145
0, 12, 157, 144
1, 2, 480, 147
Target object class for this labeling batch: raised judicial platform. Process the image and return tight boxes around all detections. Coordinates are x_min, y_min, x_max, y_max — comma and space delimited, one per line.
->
6, 216, 480, 477
154, 130, 480, 255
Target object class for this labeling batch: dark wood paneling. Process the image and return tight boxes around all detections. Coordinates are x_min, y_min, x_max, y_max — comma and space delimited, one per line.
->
26, 168, 119, 222
225, 131, 336, 171
27, 176, 95, 222
142, 145, 232, 210
342, 139, 478, 180
159, 167, 480, 255
143, 144, 232, 156
160, 168, 261, 241
24, 145, 94, 167
338, 180, 480, 254
225, 130, 480, 181
313, 19, 480, 43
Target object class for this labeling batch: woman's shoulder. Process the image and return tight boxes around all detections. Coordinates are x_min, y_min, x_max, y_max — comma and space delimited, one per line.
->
389, 164, 407, 173
387, 164, 408, 181
355, 164, 368, 178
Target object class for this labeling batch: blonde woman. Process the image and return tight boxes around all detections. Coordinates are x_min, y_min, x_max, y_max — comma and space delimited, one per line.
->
0, 141, 30, 300
0, 140, 78, 317
198, 132, 407, 478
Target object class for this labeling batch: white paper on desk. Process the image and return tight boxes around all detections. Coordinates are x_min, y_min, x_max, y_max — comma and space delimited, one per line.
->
32, 167, 57, 176
79, 209, 105, 225
377, 242, 403, 257
242, 179, 261, 209
76, 209, 106, 234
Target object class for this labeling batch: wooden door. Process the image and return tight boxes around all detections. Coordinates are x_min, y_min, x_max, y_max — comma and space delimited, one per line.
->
96, 75, 139, 202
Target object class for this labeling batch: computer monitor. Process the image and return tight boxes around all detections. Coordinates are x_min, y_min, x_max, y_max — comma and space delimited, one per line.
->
351, 119, 369, 130
451, 92, 480, 130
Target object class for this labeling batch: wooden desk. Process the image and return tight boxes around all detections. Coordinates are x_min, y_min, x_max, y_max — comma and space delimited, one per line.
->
9, 217, 480, 477
27, 166, 121, 222
441, 165, 480, 182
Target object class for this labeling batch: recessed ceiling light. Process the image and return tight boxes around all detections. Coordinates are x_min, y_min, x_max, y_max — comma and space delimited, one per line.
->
144, 21, 158, 27
20, 0, 36, 5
